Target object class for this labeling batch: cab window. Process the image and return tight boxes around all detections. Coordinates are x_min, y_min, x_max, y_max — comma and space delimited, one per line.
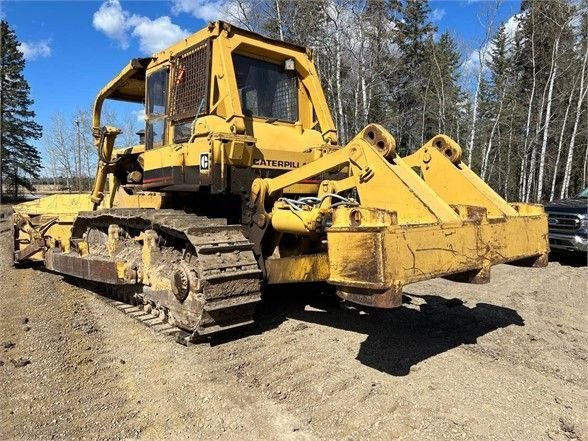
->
146, 69, 168, 149
233, 54, 298, 122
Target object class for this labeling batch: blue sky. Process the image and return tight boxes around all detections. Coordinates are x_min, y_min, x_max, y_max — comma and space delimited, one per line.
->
2, 0, 521, 163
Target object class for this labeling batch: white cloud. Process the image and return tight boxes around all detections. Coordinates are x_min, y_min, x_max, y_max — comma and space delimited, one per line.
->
431, 8, 446, 22
503, 14, 522, 41
130, 16, 189, 53
462, 13, 523, 77
93, 0, 130, 48
171, 0, 224, 22
133, 108, 146, 123
463, 47, 486, 76
93, 0, 189, 54
20, 40, 52, 60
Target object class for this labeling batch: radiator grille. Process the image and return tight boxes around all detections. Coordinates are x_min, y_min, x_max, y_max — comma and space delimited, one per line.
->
169, 41, 210, 122
547, 212, 581, 232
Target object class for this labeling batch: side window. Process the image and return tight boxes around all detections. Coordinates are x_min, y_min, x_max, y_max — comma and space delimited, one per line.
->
146, 119, 165, 149
146, 69, 168, 149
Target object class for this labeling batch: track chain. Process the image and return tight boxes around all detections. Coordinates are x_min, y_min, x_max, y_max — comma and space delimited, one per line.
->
72, 208, 262, 342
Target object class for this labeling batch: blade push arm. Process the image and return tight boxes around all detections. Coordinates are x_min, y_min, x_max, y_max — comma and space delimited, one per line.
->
251, 124, 548, 308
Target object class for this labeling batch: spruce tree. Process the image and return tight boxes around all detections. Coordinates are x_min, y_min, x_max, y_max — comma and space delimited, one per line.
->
421, 31, 461, 140
393, 0, 436, 153
486, 24, 516, 197
0, 20, 43, 202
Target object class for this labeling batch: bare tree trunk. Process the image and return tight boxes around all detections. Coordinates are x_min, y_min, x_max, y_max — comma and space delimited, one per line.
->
487, 141, 500, 184
421, 75, 431, 145
550, 81, 575, 200
536, 36, 560, 202
526, 82, 549, 202
50, 155, 58, 187
335, 32, 346, 143
361, 75, 368, 125
466, 69, 482, 166
481, 88, 505, 179
466, 1, 500, 166
455, 109, 461, 144
357, 17, 369, 128
584, 143, 588, 188
274, 0, 284, 41
561, 43, 588, 198
504, 111, 514, 199
63, 154, 72, 193
520, 12, 537, 201
496, 124, 502, 192
431, 46, 446, 133
526, 15, 556, 203
353, 79, 359, 135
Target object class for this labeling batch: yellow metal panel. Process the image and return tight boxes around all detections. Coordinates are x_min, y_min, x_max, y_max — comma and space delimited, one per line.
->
327, 207, 548, 293
403, 136, 518, 218
327, 230, 387, 289
266, 254, 330, 284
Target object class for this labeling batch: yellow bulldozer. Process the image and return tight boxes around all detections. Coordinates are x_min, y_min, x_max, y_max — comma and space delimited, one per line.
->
11, 22, 548, 342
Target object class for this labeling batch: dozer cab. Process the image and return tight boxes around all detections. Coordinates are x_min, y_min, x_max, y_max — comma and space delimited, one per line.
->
12, 21, 548, 342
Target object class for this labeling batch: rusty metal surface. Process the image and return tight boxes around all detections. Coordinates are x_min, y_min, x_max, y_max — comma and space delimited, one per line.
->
14, 238, 46, 263
337, 286, 403, 309
46, 249, 128, 285
69, 209, 262, 339
266, 253, 330, 284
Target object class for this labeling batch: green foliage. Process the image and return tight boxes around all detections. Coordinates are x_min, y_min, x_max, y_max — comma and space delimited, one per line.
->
231, 0, 585, 200
0, 20, 43, 200
392, 0, 438, 152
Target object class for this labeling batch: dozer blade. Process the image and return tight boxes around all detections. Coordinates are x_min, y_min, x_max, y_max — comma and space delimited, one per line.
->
328, 131, 548, 307
261, 125, 548, 308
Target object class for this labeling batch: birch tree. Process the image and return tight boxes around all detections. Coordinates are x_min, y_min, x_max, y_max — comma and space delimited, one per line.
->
466, 1, 501, 167
535, 35, 560, 201
561, 41, 588, 197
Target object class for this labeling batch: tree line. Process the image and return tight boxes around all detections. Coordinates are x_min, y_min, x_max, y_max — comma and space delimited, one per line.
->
0, 20, 140, 199
42, 107, 140, 193
225, 0, 588, 201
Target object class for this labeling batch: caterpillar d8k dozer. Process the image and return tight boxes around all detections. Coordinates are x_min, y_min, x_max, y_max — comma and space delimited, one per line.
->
12, 21, 548, 343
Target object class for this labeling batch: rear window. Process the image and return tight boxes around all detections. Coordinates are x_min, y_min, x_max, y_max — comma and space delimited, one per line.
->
233, 54, 298, 122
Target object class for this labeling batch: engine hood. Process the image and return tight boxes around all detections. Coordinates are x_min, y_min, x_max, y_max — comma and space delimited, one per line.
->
545, 198, 588, 214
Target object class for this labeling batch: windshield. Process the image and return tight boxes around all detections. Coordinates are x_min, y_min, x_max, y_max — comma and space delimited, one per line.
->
577, 188, 588, 198
233, 54, 298, 122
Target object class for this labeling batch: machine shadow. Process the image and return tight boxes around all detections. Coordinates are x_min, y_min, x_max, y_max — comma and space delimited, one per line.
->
52, 270, 523, 376
255, 285, 524, 376
548, 251, 587, 267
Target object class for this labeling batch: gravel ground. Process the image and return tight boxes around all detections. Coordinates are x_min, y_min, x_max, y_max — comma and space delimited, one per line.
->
0, 221, 586, 441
